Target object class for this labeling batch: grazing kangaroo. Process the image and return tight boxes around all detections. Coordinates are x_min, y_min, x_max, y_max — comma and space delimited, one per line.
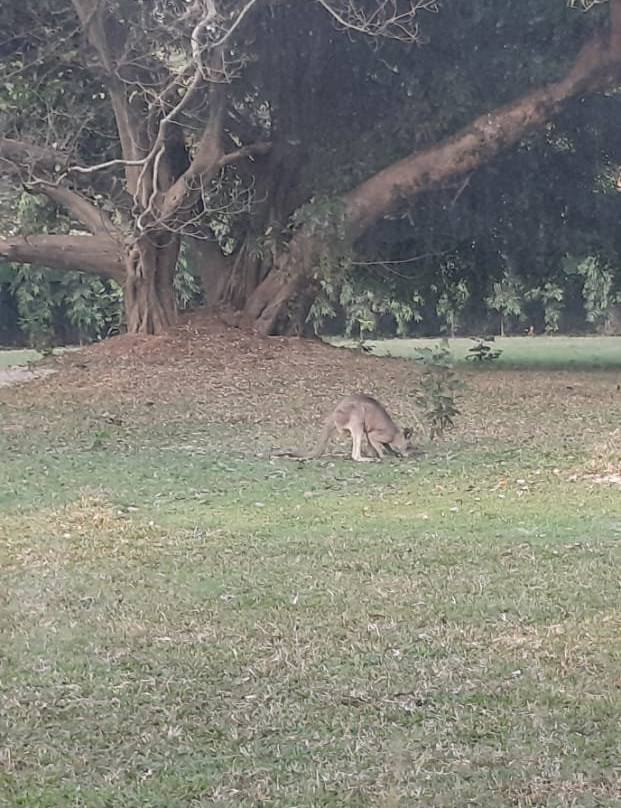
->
275, 393, 414, 462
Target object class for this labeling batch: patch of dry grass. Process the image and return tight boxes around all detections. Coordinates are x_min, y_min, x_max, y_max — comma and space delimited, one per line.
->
584, 428, 621, 475
3, 490, 621, 807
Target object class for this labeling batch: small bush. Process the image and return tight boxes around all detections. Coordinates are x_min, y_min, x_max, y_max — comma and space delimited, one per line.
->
466, 337, 503, 362
414, 344, 462, 439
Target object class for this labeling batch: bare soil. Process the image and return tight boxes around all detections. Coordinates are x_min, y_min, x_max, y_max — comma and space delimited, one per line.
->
3, 313, 420, 425
0, 366, 57, 387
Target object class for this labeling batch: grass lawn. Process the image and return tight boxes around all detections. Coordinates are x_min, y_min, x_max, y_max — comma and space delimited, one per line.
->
0, 348, 45, 368
1, 332, 621, 807
332, 335, 621, 370
0, 347, 73, 371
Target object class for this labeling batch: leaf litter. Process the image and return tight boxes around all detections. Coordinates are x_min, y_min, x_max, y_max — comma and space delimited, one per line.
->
0, 312, 618, 473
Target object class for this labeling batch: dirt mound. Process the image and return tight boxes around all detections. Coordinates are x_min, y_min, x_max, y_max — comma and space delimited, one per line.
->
1, 315, 420, 434
2, 314, 619, 455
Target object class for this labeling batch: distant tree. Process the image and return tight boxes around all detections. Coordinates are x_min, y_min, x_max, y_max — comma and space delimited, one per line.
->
432, 257, 470, 337
486, 270, 524, 337
526, 283, 565, 334
571, 255, 620, 333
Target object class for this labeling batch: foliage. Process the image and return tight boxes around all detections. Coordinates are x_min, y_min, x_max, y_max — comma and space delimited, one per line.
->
174, 245, 203, 311
59, 273, 124, 340
466, 337, 503, 362
340, 285, 382, 340
432, 261, 470, 337
526, 282, 564, 333
8, 267, 54, 346
1, 258, 202, 345
3, 265, 123, 346
308, 277, 424, 338
568, 255, 619, 332
414, 344, 462, 438
485, 270, 524, 336
310, 243, 621, 337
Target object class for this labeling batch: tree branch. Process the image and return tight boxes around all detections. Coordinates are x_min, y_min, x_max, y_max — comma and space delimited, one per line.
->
0, 137, 133, 218
32, 183, 116, 235
0, 233, 125, 282
69, 157, 147, 175
0, 138, 68, 179
137, 56, 228, 232
315, 0, 438, 41
244, 0, 621, 333
71, 0, 147, 192
208, 0, 263, 48
342, 20, 621, 240
218, 141, 271, 168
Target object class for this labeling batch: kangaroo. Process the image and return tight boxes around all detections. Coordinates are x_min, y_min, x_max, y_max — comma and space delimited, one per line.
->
274, 393, 413, 462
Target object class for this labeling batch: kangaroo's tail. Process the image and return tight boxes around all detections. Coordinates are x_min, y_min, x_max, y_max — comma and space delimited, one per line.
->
307, 418, 335, 459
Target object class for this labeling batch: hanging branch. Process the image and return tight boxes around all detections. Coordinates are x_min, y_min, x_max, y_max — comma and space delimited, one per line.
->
315, 0, 438, 41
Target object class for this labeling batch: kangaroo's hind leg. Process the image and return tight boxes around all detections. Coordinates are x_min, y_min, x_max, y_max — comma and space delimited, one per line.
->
349, 422, 373, 462
366, 432, 387, 460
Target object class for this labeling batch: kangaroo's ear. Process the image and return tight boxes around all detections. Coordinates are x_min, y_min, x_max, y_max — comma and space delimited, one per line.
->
403, 427, 413, 439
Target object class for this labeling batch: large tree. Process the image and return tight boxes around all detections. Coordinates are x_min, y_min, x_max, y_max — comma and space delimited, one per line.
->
1, 0, 621, 335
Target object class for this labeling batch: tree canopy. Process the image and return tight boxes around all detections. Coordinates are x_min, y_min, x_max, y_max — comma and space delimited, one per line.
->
1, 0, 621, 339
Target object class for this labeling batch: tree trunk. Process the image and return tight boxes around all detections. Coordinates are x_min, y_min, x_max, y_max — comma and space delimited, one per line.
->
220, 246, 266, 310
242, 225, 324, 334
1, 230, 180, 335
124, 233, 180, 334
186, 237, 232, 308
243, 270, 305, 334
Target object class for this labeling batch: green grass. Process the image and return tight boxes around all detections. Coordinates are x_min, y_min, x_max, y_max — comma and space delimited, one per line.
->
2, 354, 621, 806
331, 335, 621, 370
0, 348, 45, 368
0, 347, 73, 369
